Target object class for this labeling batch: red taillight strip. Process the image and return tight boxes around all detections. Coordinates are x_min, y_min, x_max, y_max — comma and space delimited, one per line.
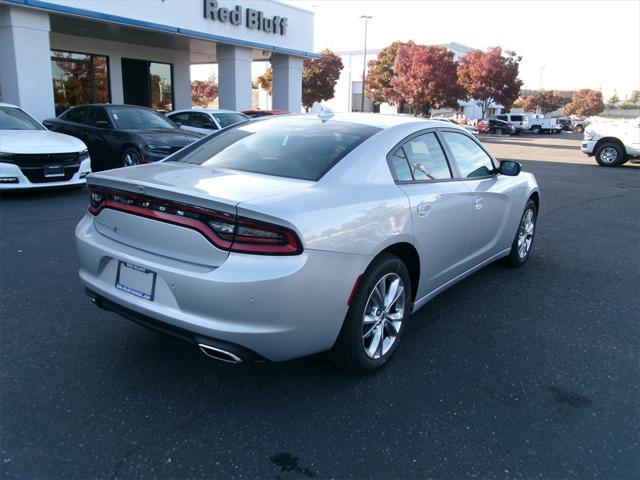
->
89, 188, 302, 255
93, 200, 233, 250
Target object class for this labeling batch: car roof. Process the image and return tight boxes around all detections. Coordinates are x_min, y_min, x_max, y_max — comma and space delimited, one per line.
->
0, 102, 20, 109
280, 112, 448, 130
169, 108, 245, 114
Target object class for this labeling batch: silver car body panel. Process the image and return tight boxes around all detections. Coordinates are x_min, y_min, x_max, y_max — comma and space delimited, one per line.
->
77, 113, 539, 361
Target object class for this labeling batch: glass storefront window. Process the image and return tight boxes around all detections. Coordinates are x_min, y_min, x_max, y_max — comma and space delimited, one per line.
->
51, 50, 110, 116
149, 62, 173, 112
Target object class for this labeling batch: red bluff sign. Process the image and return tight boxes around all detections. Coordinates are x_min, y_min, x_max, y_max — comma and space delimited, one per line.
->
203, 0, 288, 35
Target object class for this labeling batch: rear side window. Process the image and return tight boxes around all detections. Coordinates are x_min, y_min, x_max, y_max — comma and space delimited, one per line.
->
64, 107, 88, 124
496, 115, 508, 121
442, 131, 496, 178
212, 113, 247, 128
510, 115, 523, 122
389, 132, 451, 181
173, 117, 381, 181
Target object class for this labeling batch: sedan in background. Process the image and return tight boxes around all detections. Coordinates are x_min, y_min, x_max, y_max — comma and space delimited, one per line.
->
166, 109, 248, 135
477, 118, 516, 135
77, 113, 539, 374
242, 109, 289, 119
0, 103, 91, 190
44, 105, 203, 172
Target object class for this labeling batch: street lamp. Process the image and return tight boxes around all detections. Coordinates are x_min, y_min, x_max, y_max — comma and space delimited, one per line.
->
360, 15, 372, 113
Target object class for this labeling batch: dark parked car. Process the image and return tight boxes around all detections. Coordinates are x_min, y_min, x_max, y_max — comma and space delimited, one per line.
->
477, 118, 516, 135
43, 105, 203, 171
556, 117, 573, 131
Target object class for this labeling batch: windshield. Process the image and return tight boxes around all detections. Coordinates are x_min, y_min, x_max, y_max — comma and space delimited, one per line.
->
172, 117, 380, 181
109, 108, 176, 130
0, 107, 45, 131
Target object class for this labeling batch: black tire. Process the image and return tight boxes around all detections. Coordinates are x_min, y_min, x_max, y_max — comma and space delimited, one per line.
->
595, 142, 626, 167
574, 124, 584, 134
502, 199, 537, 268
531, 126, 541, 135
121, 147, 142, 168
328, 253, 412, 375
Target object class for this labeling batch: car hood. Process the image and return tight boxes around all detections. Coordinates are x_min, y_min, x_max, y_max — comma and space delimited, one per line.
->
0, 129, 87, 153
126, 129, 203, 145
86, 162, 313, 211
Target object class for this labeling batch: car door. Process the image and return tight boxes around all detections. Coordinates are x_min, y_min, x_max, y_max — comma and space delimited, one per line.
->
390, 130, 474, 298
56, 106, 89, 139
167, 111, 198, 133
440, 130, 514, 265
83, 106, 113, 168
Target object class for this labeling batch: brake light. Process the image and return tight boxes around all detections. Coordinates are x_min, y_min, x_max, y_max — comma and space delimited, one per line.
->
88, 187, 302, 255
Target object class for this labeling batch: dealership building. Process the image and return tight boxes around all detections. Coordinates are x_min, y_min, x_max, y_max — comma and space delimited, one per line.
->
0, 0, 315, 120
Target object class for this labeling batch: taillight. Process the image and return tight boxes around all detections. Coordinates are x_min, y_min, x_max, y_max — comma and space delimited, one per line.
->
88, 187, 302, 255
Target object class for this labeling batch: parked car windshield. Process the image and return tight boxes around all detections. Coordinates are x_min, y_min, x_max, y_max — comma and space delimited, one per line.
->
172, 117, 381, 181
0, 107, 45, 130
109, 107, 176, 130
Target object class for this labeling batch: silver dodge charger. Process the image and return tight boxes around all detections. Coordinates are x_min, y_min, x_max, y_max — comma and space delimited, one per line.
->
77, 113, 539, 374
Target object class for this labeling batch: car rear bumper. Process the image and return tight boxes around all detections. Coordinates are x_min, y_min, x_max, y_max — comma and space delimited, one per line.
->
75, 214, 371, 361
0, 159, 91, 189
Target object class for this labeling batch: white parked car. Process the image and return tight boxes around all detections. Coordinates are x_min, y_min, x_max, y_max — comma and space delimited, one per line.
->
166, 109, 249, 135
581, 117, 640, 166
491, 113, 530, 133
0, 103, 91, 189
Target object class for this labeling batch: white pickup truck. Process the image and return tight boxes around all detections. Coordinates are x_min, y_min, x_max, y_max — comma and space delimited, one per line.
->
581, 117, 640, 167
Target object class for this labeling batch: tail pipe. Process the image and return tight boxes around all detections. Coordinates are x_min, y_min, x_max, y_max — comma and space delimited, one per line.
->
198, 343, 243, 364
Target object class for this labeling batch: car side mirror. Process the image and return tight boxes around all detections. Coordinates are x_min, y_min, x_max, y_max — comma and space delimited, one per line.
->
499, 160, 521, 176
173, 121, 182, 127
95, 120, 111, 129
42, 120, 53, 129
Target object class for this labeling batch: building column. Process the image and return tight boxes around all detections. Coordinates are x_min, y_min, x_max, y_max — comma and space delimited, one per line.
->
271, 54, 303, 113
0, 6, 55, 120
173, 50, 192, 110
216, 44, 252, 111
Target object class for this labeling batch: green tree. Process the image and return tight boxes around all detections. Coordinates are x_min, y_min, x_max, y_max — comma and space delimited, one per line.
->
606, 91, 620, 108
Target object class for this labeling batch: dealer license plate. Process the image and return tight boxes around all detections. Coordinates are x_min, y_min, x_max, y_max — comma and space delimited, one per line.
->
44, 165, 65, 177
115, 261, 156, 301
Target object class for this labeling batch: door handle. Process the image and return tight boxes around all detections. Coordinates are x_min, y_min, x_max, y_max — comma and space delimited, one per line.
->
416, 202, 431, 217
475, 198, 484, 210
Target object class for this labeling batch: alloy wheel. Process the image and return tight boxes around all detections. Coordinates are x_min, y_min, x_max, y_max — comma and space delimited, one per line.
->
517, 208, 536, 258
361, 273, 405, 359
123, 150, 141, 167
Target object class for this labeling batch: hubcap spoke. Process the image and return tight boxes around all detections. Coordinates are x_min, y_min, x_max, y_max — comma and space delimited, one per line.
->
516, 208, 535, 258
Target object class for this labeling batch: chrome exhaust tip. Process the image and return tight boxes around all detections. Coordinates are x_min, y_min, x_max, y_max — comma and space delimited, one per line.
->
198, 344, 243, 364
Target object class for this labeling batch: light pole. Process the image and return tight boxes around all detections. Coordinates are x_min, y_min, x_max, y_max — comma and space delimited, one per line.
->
539, 65, 545, 91
360, 15, 372, 113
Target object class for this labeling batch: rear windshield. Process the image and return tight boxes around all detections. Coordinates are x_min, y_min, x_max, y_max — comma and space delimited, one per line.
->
172, 117, 381, 181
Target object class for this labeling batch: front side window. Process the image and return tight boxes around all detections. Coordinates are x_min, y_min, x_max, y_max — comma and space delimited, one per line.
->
173, 117, 380, 181
402, 132, 451, 180
109, 108, 176, 130
63, 106, 89, 124
168, 112, 191, 125
51, 50, 109, 116
442, 131, 496, 178
495, 115, 508, 122
511, 115, 523, 122
0, 107, 44, 130
87, 107, 111, 126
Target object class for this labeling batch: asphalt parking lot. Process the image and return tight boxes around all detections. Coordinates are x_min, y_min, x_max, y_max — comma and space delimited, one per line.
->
1, 133, 639, 479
